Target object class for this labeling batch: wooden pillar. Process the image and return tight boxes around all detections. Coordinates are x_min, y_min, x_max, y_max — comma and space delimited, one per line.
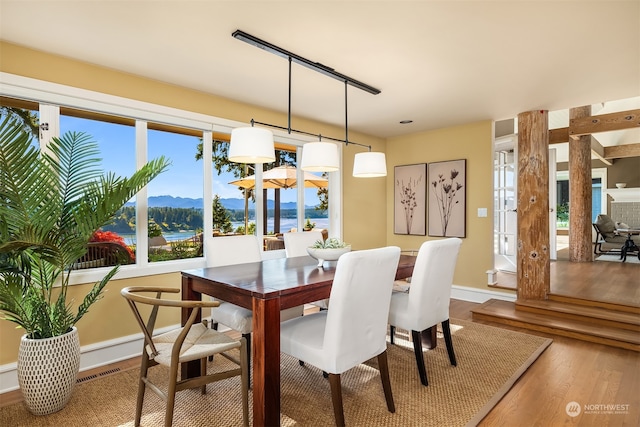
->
517, 110, 550, 300
569, 106, 593, 262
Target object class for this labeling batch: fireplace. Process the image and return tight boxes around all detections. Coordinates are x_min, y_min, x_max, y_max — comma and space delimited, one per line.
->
607, 188, 640, 226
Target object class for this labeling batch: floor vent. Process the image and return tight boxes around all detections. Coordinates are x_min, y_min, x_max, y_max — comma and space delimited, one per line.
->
76, 367, 121, 384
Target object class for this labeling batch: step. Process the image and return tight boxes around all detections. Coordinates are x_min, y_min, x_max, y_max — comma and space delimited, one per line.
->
516, 299, 640, 332
471, 299, 640, 352
547, 293, 640, 315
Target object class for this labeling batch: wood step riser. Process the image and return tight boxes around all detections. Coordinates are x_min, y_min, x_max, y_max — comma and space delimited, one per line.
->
515, 304, 640, 332
548, 294, 640, 315
472, 311, 640, 352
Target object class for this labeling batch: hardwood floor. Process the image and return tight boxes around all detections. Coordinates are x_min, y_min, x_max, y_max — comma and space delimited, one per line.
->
480, 243, 639, 424
450, 299, 640, 426
495, 257, 640, 308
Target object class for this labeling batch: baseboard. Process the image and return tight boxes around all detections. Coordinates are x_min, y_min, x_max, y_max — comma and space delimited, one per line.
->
451, 284, 516, 304
0, 323, 181, 394
0, 286, 510, 395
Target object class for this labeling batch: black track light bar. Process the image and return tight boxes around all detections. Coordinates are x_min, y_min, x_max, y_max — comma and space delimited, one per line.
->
232, 30, 381, 95
251, 119, 371, 151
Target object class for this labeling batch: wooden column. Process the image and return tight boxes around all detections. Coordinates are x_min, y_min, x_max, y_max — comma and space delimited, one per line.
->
569, 106, 593, 262
517, 110, 550, 300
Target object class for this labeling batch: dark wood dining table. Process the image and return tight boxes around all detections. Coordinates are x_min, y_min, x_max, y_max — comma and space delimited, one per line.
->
181, 253, 416, 426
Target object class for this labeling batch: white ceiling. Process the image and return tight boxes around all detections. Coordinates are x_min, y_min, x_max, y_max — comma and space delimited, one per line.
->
1, 1, 639, 148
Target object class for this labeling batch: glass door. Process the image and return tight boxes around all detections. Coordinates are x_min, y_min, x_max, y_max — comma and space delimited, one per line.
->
494, 138, 517, 273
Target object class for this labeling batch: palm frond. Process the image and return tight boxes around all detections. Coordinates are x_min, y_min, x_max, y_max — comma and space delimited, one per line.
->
0, 116, 170, 338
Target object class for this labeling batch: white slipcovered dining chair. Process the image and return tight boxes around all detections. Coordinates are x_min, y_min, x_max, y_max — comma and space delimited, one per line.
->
283, 230, 330, 309
388, 238, 462, 386
121, 286, 249, 427
280, 246, 401, 427
283, 230, 323, 258
207, 235, 303, 370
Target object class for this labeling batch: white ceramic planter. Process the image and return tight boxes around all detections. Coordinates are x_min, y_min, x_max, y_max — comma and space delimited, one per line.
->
306, 246, 351, 267
17, 327, 80, 415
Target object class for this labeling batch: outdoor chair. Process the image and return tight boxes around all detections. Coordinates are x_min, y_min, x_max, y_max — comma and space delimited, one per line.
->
280, 246, 401, 427
120, 286, 249, 427
593, 214, 639, 255
283, 231, 330, 309
388, 238, 462, 386
207, 235, 303, 372
72, 241, 134, 270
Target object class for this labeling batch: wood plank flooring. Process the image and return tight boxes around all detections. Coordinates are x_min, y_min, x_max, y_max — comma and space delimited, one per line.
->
494, 237, 640, 309
451, 299, 640, 427
481, 245, 640, 351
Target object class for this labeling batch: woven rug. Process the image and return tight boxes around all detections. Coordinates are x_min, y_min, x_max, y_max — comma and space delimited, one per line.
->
596, 253, 640, 264
0, 319, 551, 427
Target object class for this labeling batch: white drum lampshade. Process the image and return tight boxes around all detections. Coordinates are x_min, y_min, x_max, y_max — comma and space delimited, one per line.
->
228, 127, 275, 164
352, 151, 387, 177
301, 141, 340, 172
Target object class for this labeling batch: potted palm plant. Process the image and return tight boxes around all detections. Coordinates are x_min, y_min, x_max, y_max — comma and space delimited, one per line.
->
0, 115, 169, 415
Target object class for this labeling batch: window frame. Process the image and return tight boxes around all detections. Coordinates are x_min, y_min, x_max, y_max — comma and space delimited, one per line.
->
0, 72, 342, 284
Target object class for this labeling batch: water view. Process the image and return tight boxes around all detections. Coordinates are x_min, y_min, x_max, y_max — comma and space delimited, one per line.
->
121, 217, 329, 245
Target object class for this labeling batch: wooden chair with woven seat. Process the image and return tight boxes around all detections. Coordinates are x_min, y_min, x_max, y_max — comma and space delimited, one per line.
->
121, 286, 249, 427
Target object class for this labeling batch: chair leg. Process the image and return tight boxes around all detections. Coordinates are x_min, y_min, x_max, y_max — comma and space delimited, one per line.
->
242, 333, 251, 388
377, 350, 395, 413
442, 319, 457, 366
135, 354, 151, 427
389, 325, 396, 345
239, 338, 250, 427
209, 322, 219, 362
165, 361, 179, 427
200, 357, 207, 394
328, 373, 345, 427
411, 330, 429, 386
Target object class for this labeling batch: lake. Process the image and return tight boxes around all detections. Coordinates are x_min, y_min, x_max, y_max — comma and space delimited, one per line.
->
121, 217, 329, 244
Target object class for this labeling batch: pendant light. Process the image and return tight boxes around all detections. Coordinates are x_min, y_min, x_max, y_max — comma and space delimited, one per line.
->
230, 30, 385, 176
300, 137, 340, 172
228, 122, 275, 164
352, 151, 387, 177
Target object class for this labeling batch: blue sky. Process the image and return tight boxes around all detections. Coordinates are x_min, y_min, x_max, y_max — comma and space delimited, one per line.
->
60, 115, 319, 204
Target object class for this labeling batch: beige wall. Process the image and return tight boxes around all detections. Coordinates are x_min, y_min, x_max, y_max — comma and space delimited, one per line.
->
386, 121, 495, 287
0, 42, 494, 366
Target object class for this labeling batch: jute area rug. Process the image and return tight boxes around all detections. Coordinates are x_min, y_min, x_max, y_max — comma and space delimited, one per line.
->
0, 319, 551, 427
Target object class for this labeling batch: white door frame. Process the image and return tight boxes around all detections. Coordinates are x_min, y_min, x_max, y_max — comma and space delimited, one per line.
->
494, 135, 517, 273
549, 148, 557, 260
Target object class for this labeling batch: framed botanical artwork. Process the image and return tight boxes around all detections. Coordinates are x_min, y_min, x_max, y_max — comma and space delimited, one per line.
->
394, 163, 426, 235
428, 159, 466, 238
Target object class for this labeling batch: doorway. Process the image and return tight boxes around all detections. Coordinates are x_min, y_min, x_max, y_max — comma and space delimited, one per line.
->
494, 136, 517, 273
493, 135, 559, 274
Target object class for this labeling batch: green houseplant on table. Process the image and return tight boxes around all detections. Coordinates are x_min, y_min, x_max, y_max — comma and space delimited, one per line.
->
0, 116, 169, 415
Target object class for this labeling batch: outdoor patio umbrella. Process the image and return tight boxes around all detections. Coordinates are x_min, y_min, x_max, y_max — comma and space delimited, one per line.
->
228, 165, 327, 234
228, 165, 328, 189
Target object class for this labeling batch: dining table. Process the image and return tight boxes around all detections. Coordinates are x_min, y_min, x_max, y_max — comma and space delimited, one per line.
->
181, 253, 417, 426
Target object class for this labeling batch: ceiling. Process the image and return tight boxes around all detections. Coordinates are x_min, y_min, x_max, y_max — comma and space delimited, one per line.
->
1, 1, 639, 150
